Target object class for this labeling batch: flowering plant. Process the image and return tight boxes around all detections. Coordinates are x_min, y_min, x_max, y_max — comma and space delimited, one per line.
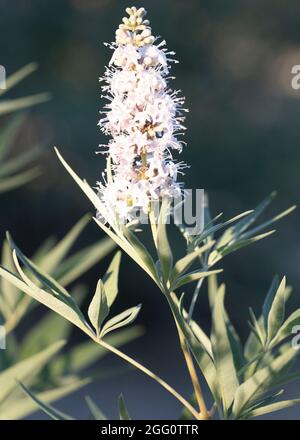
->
1, 7, 300, 420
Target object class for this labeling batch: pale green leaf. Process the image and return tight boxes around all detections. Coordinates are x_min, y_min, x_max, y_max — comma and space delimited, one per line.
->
55, 237, 115, 287
262, 276, 280, 329
0, 63, 38, 96
100, 305, 141, 338
271, 309, 300, 346
171, 241, 215, 283
18, 382, 73, 420
246, 398, 300, 419
118, 393, 131, 420
211, 288, 239, 415
156, 198, 173, 284
36, 214, 91, 275
85, 396, 107, 420
172, 269, 223, 290
122, 227, 160, 286
88, 280, 109, 336
0, 167, 40, 193
267, 277, 286, 342
232, 347, 298, 418
0, 264, 92, 337
0, 240, 20, 314
19, 312, 71, 360
103, 251, 121, 308
0, 114, 26, 159
0, 341, 65, 405
0, 93, 50, 116
1, 379, 88, 419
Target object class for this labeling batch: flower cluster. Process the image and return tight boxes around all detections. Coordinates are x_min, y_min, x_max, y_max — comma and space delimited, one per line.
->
97, 6, 188, 223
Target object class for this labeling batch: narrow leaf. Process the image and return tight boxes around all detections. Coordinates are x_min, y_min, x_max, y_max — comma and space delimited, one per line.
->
100, 305, 141, 338
85, 396, 107, 420
267, 277, 286, 342
103, 251, 121, 308
88, 280, 109, 336
18, 382, 73, 420
211, 288, 239, 415
118, 394, 131, 420
156, 198, 173, 284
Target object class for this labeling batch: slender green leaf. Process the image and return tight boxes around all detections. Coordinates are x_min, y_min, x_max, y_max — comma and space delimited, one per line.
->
0, 63, 38, 96
0, 93, 50, 116
232, 347, 298, 418
211, 288, 239, 415
19, 312, 71, 360
271, 309, 300, 346
118, 394, 131, 420
171, 241, 214, 283
103, 251, 121, 308
0, 167, 40, 193
262, 276, 280, 329
88, 280, 109, 336
0, 264, 92, 337
156, 198, 173, 284
0, 341, 65, 404
0, 114, 26, 159
172, 269, 223, 290
267, 277, 286, 342
37, 214, 91, 275
55, 238, 115, 287
246, 398, 300, 419
85, 396, 107, 420
100, 305, 141, 338
1, 379, 88, 420
18, 382, 73, 420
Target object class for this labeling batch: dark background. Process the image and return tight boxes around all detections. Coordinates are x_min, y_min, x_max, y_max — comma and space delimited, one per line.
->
1, 0, 300, 419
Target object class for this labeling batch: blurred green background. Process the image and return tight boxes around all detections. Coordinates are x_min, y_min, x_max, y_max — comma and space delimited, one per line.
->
1, 0, 300, 419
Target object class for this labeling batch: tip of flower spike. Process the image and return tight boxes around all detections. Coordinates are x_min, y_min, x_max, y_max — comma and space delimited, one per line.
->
115, 6, 155, 47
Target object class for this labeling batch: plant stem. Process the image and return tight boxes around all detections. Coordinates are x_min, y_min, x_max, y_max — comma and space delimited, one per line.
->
164, 290, 212, 419
188, 277, 205, 323
177, 325, 210, 419
188, 258, 208, 322
90, 334, 202, 420
147, 205, 209, 419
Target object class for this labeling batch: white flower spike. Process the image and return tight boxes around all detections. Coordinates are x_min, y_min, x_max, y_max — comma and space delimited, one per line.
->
97, 6, 188, 224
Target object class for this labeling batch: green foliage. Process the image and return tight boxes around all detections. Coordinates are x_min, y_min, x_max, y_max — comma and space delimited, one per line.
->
0, 241, 144, 419
0, 147, 299, 420
0, 64, 50, 193
0, 68, 142, 421
0, 220, 143, 419
0, 63, 49, 116
47, 150, 300, 420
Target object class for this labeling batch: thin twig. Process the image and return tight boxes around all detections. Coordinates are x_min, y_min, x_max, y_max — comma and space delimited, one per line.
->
177, 325, 210, 419
91, 335, 202, 420
188, 277, 205, 323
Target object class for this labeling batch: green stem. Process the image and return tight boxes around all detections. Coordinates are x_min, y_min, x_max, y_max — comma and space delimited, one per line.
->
90, 334, 202, 420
